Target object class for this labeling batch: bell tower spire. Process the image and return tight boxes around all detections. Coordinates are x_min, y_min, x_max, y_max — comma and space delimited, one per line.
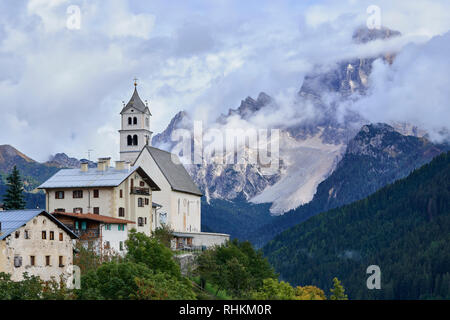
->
119, 80, 152, 164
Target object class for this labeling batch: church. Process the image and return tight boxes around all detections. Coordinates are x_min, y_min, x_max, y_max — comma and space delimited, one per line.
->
39, 81, 229, 252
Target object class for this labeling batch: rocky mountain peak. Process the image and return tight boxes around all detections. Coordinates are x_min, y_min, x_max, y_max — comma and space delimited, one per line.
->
352, 26, 401, 44
0, 144, 35, 164
46, 153, 96, 168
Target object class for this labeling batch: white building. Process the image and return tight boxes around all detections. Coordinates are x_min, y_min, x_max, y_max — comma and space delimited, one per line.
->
0, 209, 78, 282
119, 83, 229, 248
39, 82, 229, 250
51, 211, 134, 255
38, 160, 160, 238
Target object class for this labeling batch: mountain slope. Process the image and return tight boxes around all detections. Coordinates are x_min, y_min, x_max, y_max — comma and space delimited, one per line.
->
248, 124, 447, 246
263, 151, 450, 299
152, 27, 410, 215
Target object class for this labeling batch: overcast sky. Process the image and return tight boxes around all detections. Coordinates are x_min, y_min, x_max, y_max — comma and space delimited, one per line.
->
0, 0, 449, 161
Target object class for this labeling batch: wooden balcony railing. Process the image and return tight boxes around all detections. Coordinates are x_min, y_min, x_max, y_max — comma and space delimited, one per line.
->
130, 187, 150, 195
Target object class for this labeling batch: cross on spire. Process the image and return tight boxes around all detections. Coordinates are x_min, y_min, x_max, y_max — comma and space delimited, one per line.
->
133, 77, 138, 87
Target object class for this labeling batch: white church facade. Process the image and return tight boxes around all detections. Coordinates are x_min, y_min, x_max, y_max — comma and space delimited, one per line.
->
39, 82, 229, 250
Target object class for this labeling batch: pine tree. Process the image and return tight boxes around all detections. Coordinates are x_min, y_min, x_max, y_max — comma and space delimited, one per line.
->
329, 277, 348, 300
3, 166, 26, 210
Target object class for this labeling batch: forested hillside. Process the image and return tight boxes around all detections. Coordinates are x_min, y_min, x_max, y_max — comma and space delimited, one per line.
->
249, 124, 447, 247
263, 152, 450, 299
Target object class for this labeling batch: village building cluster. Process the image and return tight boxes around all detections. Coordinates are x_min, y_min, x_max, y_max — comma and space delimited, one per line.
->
0, 83, 229, 283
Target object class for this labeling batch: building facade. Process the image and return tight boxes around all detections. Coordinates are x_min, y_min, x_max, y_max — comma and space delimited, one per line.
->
38, 160, 160, 237
52, 211, 134, 255
0, 210, 77, 282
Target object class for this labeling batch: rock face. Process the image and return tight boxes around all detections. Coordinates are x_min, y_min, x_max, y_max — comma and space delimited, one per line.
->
46, 153, 96, 168
247, 123, 447, 247
152, 27, 406, 214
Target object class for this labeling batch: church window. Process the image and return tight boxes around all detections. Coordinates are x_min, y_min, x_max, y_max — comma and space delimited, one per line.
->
133, 135, 138, 146
127, 135, 133, 146
133, 117, 137, 125
118, 207, 125, 217
128, 117, 132, 125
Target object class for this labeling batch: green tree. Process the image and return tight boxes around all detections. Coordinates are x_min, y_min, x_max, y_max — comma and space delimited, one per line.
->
329, 277, 348, 300
77, 261, 195, 300
151, 224, 174, 248
134, 273, 196, 300
251, 278, 296, 300
125, 229, 180, 277
196, 239, 277, 298
3, 166, 26, 210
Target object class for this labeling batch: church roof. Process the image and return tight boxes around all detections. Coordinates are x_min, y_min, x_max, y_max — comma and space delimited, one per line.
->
142, 146, 203, 197
121, 87, 151, 115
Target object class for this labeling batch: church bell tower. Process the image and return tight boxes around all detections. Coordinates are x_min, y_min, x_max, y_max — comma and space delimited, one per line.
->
119, 80, 152, 163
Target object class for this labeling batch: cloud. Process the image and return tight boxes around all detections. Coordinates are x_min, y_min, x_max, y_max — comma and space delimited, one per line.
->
0, 0, 449, 162
343, 32, 450, 142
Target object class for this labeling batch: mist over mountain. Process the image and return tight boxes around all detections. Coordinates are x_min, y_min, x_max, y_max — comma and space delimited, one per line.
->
152, 26, 426, 215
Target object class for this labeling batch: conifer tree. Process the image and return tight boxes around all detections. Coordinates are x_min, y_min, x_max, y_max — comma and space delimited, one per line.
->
3, 166, 26, 210
329, 277, 348, 300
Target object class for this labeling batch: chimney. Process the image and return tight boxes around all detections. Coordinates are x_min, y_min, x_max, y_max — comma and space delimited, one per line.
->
80, 162, 88, 172
124, 162, 131, 171
115, 161, 125, 171
97, 160, 106, 171
98, 157, 111, 168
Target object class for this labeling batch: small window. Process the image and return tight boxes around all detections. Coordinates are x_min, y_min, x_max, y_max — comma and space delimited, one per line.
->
73, 208, 83, 214
55, 208, 65, 213
138, 198, 144, 207
120, 189, 123, 198
24, 230, 30, 239
30, 256, 35, 266
73, 190, 83, 199
127, 135, 133, 146
49, 231, 54, 240
118, 207, 125, 217
144, 217, 147, 225
93, 207, 100, 215
75, 221, 79, 230
59, 232, 63, 241
93, 189, 99, 198
140, 181, 145, 187
81, 221, 87, 230
133, 117, 137, 125
14, 256, 22, 268
45, 256, 50, 266
138, 217, 144, 227
145, 198, 149, 205
42, 231, 47, 240
128, 117, 132, 125
15, 231, 20, 239
133, 135, 138, 146
59, 256, 64, 267
55, 191, 65, 199
119, 241, 124, 251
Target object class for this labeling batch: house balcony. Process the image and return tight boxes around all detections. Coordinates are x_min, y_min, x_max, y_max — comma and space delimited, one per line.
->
65, 225, 100, 240
130, 187, 150, 195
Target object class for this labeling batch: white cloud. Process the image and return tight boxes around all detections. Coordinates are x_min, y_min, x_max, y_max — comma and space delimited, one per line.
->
0, 0, 448, 162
